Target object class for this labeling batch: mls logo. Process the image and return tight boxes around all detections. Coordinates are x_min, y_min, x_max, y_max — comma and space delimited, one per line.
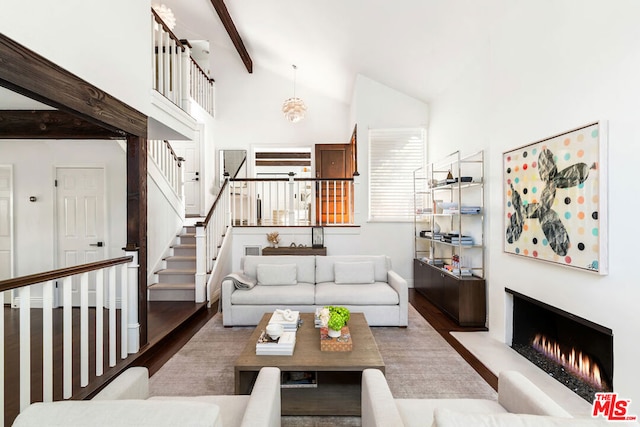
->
592, 393, 637, 421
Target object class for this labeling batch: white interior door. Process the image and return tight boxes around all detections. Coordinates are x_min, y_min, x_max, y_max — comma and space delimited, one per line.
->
0, 166, 13, 304
173, 135, 201, 216
56, 167, 106, 306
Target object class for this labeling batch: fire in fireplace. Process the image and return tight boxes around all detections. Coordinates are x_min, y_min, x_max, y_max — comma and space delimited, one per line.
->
531, 333, 605, 391
507, 288, 613, 403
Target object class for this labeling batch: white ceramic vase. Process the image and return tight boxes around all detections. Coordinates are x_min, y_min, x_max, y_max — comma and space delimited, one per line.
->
328, 328, 342, 338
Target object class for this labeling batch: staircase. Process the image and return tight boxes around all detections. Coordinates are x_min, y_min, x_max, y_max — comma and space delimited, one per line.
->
149, 226, 197, 301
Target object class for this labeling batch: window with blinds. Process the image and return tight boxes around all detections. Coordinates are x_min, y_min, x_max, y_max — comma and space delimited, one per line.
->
368, 128, 426, 221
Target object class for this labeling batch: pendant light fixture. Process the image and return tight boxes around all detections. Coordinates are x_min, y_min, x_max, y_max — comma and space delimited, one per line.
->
282, 64, 307, 123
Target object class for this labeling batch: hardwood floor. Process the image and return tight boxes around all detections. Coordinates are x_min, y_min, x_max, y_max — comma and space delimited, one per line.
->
4, 291, 496, 425
409, 289, 498, 391
2, 301, 217, 426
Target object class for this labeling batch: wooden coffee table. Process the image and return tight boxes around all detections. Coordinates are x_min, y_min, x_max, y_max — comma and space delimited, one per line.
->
234, 312, 385, 416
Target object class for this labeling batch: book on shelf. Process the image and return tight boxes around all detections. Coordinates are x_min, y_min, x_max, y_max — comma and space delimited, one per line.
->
256, 330, 296, 356
268, 309, 300, 331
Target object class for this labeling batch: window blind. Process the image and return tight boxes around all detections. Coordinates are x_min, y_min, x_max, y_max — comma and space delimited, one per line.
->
368, 128, 426, 221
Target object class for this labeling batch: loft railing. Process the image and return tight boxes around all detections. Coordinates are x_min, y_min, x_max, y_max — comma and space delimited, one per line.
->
148, 139, 183, 197
0, 254, 139, 425
190, 57, 215, 116
151, 9, 215, 116
193, 177, 354, 305
228, 177, 355, 226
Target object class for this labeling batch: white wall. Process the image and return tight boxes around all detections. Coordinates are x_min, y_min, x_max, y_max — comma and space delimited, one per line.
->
0, 140, 126, 276
229, 75, 429, 281
428, 0, 640, 404
351, 75, 429, 281
212, 48, 350, 151
0, 0, 151, 116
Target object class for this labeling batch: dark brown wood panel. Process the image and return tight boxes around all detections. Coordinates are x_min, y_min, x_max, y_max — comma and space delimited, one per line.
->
262, 246, 326, 256
256, 152, 311, 159
127, 135, 148, 345
0, 33, 147, 137
315, 144, 353, 224
413, 259, 486, 327
255, 160, 311, 167
0, 110, 124, 139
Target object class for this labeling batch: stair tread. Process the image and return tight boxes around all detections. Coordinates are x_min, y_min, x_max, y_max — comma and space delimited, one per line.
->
164, 255, 196, 261
179, 233, 196, 238
149, 282, 195, 289
156, 268, 196, 275
172, 243, 196, 248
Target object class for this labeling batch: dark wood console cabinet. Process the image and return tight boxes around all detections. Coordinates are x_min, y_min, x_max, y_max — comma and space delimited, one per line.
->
414, 259, 486, 327
262, 246, 326, 256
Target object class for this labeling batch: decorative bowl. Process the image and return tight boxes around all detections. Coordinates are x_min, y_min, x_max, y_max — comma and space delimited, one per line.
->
266, 323, 284, 340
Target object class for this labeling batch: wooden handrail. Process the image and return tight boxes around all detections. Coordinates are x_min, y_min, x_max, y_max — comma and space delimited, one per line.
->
151, 8, 186, 52
230, 177, 354, 182
200, 179, 229, 227
0, 256, 133, 292
163, 140, 183, 166
190, 57, 215, 84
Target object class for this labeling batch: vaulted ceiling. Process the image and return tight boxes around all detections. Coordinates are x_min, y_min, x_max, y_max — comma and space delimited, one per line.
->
160, 0, 517, 104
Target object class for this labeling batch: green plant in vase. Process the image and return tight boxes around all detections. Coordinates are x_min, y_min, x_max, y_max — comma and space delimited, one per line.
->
326, 306, 350, 338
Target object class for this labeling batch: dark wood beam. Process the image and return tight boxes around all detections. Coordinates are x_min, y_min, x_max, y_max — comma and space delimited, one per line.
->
0, 110, 124, 139
209, 0, 253, 73
0, 33, 147, 137
255, 160, 311, 167
256, 152, 311, 159
126, 135, 148, 346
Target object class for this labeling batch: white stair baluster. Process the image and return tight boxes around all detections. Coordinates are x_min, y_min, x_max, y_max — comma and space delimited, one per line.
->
95, 269, 104, 376
19, 286, 30, 411
109, 266, 116, 367
63, 276, 72, 399
80, 272, 89, 387
42, 280, 54, 402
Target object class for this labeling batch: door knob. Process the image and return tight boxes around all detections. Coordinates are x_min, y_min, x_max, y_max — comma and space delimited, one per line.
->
90, 242, 104, 247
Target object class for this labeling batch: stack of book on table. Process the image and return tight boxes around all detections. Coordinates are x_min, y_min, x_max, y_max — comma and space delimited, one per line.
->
268, 309, 300, 331
256, 330, 296, 356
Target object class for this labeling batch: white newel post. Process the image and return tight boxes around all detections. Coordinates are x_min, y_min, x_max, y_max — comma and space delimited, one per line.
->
195, 223, 207, 303
181, 46, 191, 114
126, 250, 140, 354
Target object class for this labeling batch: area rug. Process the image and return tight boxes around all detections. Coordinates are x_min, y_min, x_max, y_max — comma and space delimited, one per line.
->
149, 305, 496, 426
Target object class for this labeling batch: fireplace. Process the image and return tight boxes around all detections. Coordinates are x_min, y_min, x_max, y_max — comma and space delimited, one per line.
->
507, 288, 613, 403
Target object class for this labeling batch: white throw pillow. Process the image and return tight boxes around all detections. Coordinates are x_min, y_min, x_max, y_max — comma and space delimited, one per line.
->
432, 408, 607, 427
334, 261, 375, 284
257, 263, 298, 285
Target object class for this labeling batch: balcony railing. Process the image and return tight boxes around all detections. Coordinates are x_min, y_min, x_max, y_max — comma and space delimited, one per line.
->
0, 253, 139, 425
151, 9, 215, 116
228, 177, 355, 226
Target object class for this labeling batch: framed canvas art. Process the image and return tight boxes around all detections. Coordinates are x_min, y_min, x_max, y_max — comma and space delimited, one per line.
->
503, 121, 608, 274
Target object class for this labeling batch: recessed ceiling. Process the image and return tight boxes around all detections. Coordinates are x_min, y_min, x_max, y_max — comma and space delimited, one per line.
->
158, 0, 516, 104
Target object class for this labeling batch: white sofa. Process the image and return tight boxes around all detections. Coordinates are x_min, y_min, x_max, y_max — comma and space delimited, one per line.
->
362, 368, 610, 427
12, 367, 281, 427
221, 255, 408, 327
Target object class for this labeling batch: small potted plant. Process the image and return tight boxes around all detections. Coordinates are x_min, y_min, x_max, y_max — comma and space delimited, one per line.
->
326, 306, 350, 338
